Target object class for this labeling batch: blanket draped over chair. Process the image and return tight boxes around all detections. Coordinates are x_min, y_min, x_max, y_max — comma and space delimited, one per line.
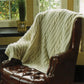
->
5, 9, 83, 73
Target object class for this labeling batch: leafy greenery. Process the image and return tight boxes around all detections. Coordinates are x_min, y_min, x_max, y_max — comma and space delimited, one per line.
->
0, 0, 19, 20
40, 0, 61, 12
11, 1, 19, 20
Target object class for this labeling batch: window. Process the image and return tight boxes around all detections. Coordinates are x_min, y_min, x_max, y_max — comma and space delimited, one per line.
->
0, 0, 19, 27
0, 0, 19, 20
33, 0, 67, 18
40, 0, 61, 12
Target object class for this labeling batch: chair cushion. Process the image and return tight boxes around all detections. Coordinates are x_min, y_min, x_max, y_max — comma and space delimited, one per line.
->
1, 65, 47, 84
20, 68, 47, 84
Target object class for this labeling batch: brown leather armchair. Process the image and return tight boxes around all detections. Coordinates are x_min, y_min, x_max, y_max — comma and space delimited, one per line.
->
0, 17, 82, 84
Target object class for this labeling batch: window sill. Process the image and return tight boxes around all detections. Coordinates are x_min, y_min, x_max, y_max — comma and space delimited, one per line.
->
0, 20, 17, 27
0, 27, 29, 37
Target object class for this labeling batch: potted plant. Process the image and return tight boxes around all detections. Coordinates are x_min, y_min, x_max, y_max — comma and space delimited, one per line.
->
17, 0, 27, 32
18, 0, 25, 21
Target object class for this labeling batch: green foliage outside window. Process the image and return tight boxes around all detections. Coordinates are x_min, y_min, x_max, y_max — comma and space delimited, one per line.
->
40, 0, 61, 12
0, 0, 19, 20
11, 1, 19, 20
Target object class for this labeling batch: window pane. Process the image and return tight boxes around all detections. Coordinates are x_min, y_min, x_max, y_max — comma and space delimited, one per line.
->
0, 1, 9, 20
0, 0, 19, 20
40, 0, 61, 12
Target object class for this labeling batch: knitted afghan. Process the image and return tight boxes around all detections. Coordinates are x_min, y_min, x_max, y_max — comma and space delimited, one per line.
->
5, 9, 82, 73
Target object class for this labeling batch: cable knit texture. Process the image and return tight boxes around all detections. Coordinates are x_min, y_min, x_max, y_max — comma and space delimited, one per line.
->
5, 9, 83, 73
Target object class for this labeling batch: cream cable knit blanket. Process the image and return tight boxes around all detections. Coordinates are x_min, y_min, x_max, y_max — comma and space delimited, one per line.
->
5, 9, 83, 73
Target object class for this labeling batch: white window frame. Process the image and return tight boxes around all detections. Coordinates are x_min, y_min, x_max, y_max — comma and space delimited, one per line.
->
61, 0, 67, 9
33, 0, 67, 19
0, 20, 17, 27
73, 0, 79, 12
33, 0, 39, 19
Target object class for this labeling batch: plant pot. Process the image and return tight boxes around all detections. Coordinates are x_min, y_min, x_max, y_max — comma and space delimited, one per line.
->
17, 21, 27, 33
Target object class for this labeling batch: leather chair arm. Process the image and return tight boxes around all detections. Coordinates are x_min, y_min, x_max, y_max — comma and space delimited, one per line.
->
53, 48, 76, 63
47, 48, 76, 76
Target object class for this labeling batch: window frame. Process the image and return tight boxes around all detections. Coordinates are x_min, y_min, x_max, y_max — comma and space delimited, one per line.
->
0, 20, 17, 27
73, 0, 79, 12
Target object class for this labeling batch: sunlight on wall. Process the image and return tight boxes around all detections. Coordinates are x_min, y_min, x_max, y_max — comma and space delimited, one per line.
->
79, 0, 84, 13
76, 0, 84, 65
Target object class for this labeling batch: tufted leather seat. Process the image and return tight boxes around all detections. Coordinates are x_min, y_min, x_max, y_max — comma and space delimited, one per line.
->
1, 65, 52, 84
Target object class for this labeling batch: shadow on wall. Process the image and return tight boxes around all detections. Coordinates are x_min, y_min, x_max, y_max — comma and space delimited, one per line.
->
74, 65, 84, 82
